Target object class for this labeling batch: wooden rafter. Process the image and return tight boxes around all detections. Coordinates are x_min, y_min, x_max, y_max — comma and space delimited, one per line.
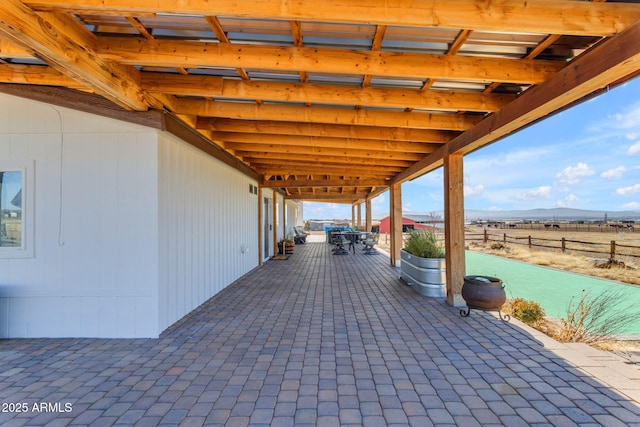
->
204, 15, 250, 81
98, 37, 564, 85
361, 24, 386, 88
175, 100, 483, 131
24, 0, 640, 37
224, 142, 436, 160
213, 133, 438, 153
289, 20, 308, 84
0, 0, 637, 204
0, 0, 151, 110
125, 16, 153, 39
0, 63, 80, 86
0, 38, 34, 58
141, 73, 514, 112
243, 153, 414, 168
197, 119, 460, 143
262, 179, 386, 188
421, 28, 473, 93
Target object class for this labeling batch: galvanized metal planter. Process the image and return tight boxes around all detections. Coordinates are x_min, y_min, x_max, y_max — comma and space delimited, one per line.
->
400, 249, 446, 298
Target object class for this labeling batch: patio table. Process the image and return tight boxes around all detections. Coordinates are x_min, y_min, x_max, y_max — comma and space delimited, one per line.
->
344, 231, 367, 253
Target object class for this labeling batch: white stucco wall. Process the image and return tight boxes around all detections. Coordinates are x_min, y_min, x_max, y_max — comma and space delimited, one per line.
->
157, 133, 259, 333
0, 93, 159, 338
285, 199, 303, 238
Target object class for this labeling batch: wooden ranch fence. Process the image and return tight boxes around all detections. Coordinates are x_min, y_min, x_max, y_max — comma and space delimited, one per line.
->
467, 231, 640, 261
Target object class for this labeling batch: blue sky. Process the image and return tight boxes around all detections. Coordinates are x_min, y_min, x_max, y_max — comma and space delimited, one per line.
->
0, 171, 22, 211
304, 77, 640, 220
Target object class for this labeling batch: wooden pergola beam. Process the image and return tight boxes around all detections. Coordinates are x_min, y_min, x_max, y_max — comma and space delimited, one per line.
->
177, 100, 483, 131
142, 73, 515, 113
243, 153, 414, 168
0, 63, 81, 87
215, 133, 438, 154
262, 179, 387, 188
234, 147, 427, 163
0, 0, 150, 110
25, 0, 640, 37
100, 37, 564, 85
253, 162, 404, 174
257, 167, 394, 178
284, 193, 370, 201
0, 38, 34, 59
198, 118, 459, 143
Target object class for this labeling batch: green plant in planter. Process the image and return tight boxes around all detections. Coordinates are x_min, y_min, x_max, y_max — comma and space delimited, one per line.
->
404, 229, 445, 258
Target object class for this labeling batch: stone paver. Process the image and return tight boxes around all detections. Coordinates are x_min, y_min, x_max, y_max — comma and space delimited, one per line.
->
0, 237, 639, 426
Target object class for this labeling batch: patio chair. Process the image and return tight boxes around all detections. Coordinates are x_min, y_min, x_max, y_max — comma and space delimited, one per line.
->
363, 234, 379, 254
329, 230, 350, 255
293, 227, 307, 244
295, 226, 309, 236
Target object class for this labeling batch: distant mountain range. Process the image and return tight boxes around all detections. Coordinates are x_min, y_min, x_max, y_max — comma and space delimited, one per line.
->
313, 208, 640, 223
458, 208, 639, 221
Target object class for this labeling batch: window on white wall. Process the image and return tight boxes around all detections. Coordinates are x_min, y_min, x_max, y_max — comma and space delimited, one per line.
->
0, 161, 34, 258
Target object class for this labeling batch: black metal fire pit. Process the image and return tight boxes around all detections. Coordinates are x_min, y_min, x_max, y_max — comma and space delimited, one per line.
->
460, 275, 510, 321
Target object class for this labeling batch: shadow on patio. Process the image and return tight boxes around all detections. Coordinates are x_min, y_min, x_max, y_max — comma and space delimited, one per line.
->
1, 238, 639, 426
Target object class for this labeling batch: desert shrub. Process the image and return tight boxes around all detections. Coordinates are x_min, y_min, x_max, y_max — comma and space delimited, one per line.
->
504, 298, 545, 325
556, 289, 640, 343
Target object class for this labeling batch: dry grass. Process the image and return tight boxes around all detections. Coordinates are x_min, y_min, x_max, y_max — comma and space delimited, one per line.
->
375, 229, 640, 354
540, 318, 640, 352
467, 230, 640, 353
466, 228, 640, 286
591, 340, 640, 352
498, 305, 640, 353
378, 228, 640, 285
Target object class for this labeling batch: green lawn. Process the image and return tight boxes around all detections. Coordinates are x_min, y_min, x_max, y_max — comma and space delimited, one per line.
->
465, 251, 640, 335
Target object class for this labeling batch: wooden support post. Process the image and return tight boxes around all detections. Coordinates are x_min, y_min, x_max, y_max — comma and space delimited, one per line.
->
365, 199, 372, 233
357, 203, 362, 230
444, 153, 466, 307
389, 183, 402, 267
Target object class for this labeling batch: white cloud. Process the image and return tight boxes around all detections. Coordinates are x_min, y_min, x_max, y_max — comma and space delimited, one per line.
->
601, 166, 627, 179
622, 201, 640, 210
603, 103, 640, 138
629, 141, 640, 155
617, 103, 640, 127
615, 183, 640, 196
555, 163, 595, 185
517, 186, 552, 201
555, 194, 579, 207
464, 184, 484, 197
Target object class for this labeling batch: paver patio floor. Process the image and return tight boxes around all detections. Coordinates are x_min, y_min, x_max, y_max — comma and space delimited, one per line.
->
1, 238, 639, 426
